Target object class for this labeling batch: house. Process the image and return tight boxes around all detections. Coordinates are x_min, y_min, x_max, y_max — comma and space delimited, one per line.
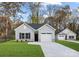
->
14, 23, 56, 42
57, 28, 76, 40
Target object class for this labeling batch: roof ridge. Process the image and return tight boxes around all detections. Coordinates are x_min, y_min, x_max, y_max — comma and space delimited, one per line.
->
24, 23, 45, 29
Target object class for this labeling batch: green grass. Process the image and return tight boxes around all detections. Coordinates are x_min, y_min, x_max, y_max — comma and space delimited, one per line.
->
56, 40, 79, 51
0, 40, 44, 57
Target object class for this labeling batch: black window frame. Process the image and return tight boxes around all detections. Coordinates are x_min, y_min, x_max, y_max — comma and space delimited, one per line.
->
19, 33, 30, 39
19, 33, 21, 39
69, 36, 74, 39
22, 33, 24, 39
25, 33, 30, 39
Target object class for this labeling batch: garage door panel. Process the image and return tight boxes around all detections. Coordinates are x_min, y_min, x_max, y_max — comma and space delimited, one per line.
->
41, 33, 52, 34
40, 34, 52, 42
58, 35, 65, 40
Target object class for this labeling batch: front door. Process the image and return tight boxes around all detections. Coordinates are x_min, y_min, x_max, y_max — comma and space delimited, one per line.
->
65, 35, 67, 40
35, 33, 38, 41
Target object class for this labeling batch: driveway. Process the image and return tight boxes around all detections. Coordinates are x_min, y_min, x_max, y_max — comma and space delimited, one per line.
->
28, 42, 79, 57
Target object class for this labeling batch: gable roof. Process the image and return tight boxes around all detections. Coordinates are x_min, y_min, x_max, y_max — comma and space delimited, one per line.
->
27, 23, 45, 29
25, 23, 56, 30
14, 23, 35, 31
57, 28, 76, 35
15, 22, 56, 31
37, 23, 56, 31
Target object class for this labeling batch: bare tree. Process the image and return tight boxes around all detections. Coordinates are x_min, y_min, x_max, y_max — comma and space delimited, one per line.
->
44, 5, 71, 32
46, 5, 62, 17
0, 2, 24, 21
0, 16, 12, 40
28, 2, 41, 24
0, 2, 24, 40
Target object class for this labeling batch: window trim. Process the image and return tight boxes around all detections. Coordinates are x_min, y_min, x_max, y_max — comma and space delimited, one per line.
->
25, 33, 30, 39
69, 36, 74, 39
19, 33, 30, 39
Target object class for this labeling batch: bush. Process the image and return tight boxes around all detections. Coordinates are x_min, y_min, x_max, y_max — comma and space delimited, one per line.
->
76, 36, 79, 40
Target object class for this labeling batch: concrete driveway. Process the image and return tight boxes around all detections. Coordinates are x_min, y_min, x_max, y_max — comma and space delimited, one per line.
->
28, 42, 79, 57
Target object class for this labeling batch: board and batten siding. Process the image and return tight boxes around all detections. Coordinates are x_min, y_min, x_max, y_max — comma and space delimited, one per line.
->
38, 24, 56, 42
15, 24, 35, 41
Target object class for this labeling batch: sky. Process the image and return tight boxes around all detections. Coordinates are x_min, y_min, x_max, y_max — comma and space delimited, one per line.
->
19, 2, 79, 22
61, 2, 79, 9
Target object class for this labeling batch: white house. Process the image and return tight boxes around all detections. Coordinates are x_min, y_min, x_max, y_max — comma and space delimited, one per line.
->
14, 23, 56, 42
57, 28, 76, 40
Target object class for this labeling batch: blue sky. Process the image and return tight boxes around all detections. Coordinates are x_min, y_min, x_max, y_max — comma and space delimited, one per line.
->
20, 2, 79, 22
61, 2, 79, 9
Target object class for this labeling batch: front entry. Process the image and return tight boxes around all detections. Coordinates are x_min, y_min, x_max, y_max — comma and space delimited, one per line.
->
35, 33, 38, 41
65, 35, 67, 40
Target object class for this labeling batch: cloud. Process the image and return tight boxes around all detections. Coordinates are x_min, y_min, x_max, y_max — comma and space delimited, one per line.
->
43, 15, 48, 18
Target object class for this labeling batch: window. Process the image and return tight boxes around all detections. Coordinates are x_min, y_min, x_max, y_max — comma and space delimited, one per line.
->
59, 35, 64, 37
19, 33, 21, 39
19, 33, 24, 39
19, 33, 30, 39
26, 33, 30, 39
22, 33, 24, 39
69, 36, 74, 39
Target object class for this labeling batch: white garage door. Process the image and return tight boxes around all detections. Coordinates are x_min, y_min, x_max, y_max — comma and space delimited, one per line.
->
40, 33, 52, 42
58, 35, 65, 40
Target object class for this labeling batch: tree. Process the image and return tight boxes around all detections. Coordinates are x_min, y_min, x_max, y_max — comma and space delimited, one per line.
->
44, 5, 71, 31
0, 2, 25, 40
0, 16, 12, 40
67, 15, 79, 32
55, 5, 71, 31
28, 2, 41, 24
0, 21, 5, 36
46, 5, 62, 17
0, 2, 24, 21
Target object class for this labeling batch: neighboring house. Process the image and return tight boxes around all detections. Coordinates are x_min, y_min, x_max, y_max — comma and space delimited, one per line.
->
57, 28, 76, 40
14, 23, 56, 42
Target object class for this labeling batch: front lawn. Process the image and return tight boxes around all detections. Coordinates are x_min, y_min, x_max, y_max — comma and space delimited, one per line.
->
0, 40, 44, 57
56, 40, 79, 51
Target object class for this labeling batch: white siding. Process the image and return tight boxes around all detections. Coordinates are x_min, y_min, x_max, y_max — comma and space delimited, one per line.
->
15, 23, 56, 42
59, 28, 76, 35
57, 28, 76, 40
15, 24, 35, 41
57, 35, 65, 40
38, 24, 56, 42
67, 34, 76, 40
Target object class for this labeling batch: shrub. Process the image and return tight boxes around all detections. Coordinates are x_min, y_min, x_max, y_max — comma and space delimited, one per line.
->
76, 36, 79, 40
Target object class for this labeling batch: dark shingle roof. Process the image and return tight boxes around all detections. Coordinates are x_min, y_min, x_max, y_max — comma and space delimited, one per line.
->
24, 22, 55, 30
26, 23, 45, 29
